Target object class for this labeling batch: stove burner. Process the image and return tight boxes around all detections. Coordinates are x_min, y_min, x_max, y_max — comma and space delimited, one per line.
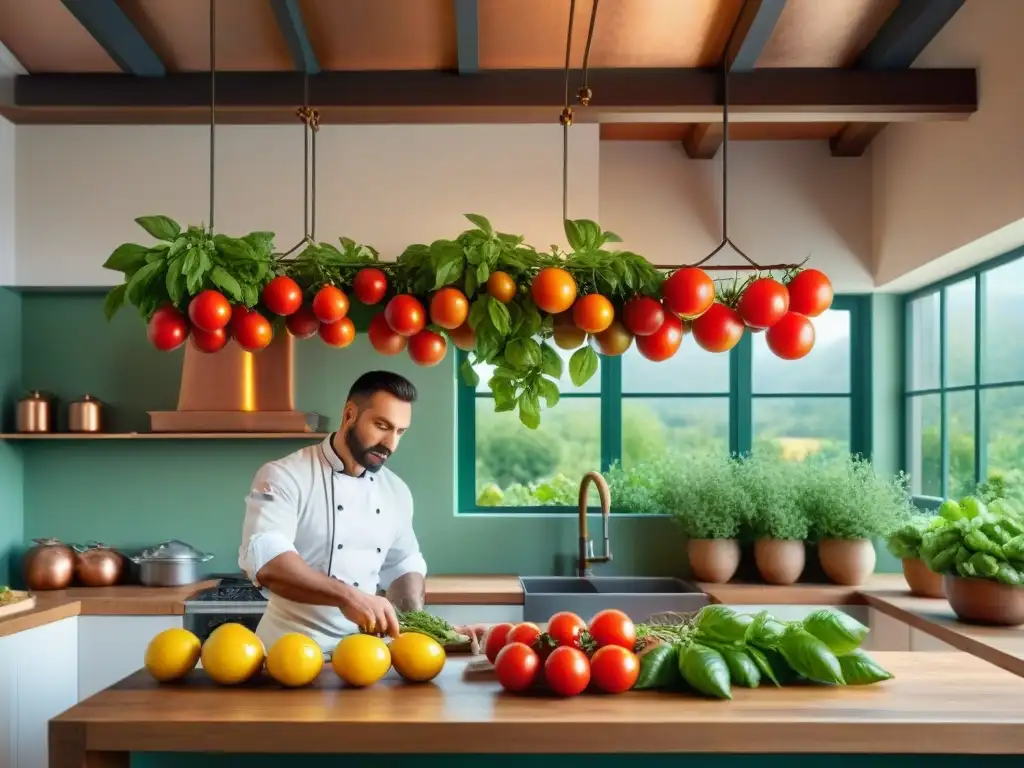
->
186, 573, 267, 603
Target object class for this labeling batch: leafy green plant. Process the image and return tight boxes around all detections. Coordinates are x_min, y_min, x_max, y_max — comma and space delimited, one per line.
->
663, 453, 750, 540
475, 473, 579, 507
919, 494, 1024, 584
885, 514, 940, 560
735, 453, 807, 540
604, 459, 671, 515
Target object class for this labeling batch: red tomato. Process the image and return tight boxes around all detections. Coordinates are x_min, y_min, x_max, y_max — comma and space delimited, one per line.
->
766, 311, 815, 360
384, 294, 426, 336
229, 304, 249, 335
190, 326, 227, 354
367, 313, 408, 355
737, 277, 789, 329
690, 302, 745, 353
187, 290, 231, 332
589, 645, 640, 694
285, 304, 320, 339
572, 294, 614, 334
505, 623, 542, 648
662, 267, 715, 319
407, 329, 447, 366
786, 268, 833, 318
546, 612, 587, 649
146, 306, 188, 352
262, 276, 303, 317
429, 287, 470, 330
588, 609, 636, 650
318, 316, 356, 348
485, 623, 514, 664
635, 313, 683, 362
232, 310, 273, 352
447, 322, 476, 352
531, 268, 577, 315
312, 285, 349, 324
589, 319, 634, 356
622, 296, 665, 337
353, 267, 388, 305
544, 646, 591, 697
494, 642, 540, 693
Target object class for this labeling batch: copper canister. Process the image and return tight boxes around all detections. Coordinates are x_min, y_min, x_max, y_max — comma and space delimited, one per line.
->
68, 394, 103, 433
16, 390, 52, 433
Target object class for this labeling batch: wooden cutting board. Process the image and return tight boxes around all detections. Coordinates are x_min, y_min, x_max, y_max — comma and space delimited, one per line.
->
0, 590, 36, 619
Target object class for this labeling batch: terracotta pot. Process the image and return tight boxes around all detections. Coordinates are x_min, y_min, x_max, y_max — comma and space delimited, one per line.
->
817, 538, 876, 586
901, 557, 944, 598
754, 539, 806, 585
688, 539, 740, 583
943, 575, 1024, 626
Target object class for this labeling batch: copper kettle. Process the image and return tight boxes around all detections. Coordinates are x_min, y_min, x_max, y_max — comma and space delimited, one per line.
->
23, 538, 75, 590
72, 542, 124, 587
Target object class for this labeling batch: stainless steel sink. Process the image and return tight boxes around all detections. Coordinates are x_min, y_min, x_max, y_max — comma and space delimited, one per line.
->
519, 576, 711, 623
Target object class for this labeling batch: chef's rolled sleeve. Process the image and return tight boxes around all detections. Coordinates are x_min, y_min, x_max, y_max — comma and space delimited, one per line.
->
239, 461, 302, 586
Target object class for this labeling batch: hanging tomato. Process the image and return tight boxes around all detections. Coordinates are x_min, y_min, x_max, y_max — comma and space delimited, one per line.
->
319, 316, 356, 348
661, 267, 715, 319
690, 302, 744, 353
353, 268, 388, 305
737, 278, 789, 329
385, 294, 427, 336
147, 306, 188, 352
312, 285, 349, 324
635, 314, 683, 362
262, 276, 303, 317
766, 311, 815, 360
368, 313, 408, 355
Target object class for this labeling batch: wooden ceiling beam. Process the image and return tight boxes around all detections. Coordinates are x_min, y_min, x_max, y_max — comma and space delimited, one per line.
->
682, 123, 724, 160
58, 0, 165, 77
454, 0, 480, 75
832, 0, 966, 157
268, 0, 320, 74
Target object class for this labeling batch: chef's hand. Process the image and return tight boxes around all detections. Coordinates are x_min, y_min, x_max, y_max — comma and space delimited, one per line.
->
338, 585, 400, 638
456, 624, 489, 655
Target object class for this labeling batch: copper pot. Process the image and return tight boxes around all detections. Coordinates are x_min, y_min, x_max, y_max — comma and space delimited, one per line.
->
23, 537, 75, 590
73, 542, 124, 587
68, 394, 104, 433
16, 391, 53, 433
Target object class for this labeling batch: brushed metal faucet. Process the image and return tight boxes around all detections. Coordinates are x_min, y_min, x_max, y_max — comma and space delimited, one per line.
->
577, 471, 613, 577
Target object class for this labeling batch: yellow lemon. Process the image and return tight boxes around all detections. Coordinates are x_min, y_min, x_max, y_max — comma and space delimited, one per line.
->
266, 633, 324, 688
200, 622, 265, 685
144, 627, 202, 682
331, 634, 391, 687
389, 631, 446, 683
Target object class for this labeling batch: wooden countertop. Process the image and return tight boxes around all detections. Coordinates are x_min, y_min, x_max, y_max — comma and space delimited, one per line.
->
49, 652, 1024, 763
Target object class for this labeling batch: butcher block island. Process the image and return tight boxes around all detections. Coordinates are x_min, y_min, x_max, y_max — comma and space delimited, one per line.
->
49, 653, 1024, 767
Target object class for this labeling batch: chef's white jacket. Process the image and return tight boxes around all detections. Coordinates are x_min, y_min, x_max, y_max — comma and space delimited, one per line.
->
238, 434, 428, 652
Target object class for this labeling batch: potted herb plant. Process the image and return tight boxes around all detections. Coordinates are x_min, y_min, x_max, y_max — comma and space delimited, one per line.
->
738, 454, 808, 585
886, 514, 946, 598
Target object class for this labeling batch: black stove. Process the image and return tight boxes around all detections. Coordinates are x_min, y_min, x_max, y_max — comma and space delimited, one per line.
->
183, 573, 268, 642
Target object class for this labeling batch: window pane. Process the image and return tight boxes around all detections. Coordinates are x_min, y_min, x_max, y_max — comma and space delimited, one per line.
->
906, 393, 941, 497
983, 257, 1024, 384
472, 344, 601, 394
622, 336, 729, 394
752, 397, 850, 461
945, 278, 976, 387
947, 390, 975, 498
474, 397, 600, 506
752, 310, 850, 394
907, 293, 940, 391
622, 398, 728, 467
983, 385, 1024, 499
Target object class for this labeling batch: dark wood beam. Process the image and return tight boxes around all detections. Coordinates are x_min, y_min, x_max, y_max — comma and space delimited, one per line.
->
59, 0, 165, 77
269, 0, 320, 74
832, 0, 966, 157
682, 123, 724, 159
454, 0, 480, 75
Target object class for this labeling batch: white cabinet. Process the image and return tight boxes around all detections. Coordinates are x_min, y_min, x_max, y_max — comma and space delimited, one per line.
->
427, 604, 523, 628
78, 615, 183, 700
0, 632, 17, 768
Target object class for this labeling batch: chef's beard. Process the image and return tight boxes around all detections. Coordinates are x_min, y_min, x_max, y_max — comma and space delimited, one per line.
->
344, 427, 391, 473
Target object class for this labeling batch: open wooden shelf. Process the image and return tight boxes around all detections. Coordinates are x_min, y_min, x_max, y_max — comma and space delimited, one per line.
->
0, 432, 330, 440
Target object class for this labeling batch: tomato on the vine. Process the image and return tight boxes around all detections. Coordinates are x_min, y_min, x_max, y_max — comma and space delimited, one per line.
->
531, 267, 577, 315
188, 290, 231, 332
447, 322, 476, 352
691, 302, 745, 353
190, 326, 228, 354
312, 285, 349, 324
546, 612, 587, 649
353, 267, 388, 305
572, 294, 614, 334
407, 329, 447, 366
147, 306, 188, 351
429, 287, 469, 330
484, 623, 514, 664
487, 271, 517, 304
494, 642, 540, 693
786, 269, 833, 317
232, 310, 273, 352
544, 646, 590, 697
505, 622, 542, 648
589, 645, 639, 694
385, 294, 426, 336
367, 313, 408, 355
635, 313, 683, 362
662, 267, 715, 319
318, 316, 356, 348
285, 304, 320, 339
766, 311, 815, 360
262, 276, 303, 317
553, 311, 586, 350
737, 277, 789, 329
589, 319, 633, 356
622, 296, 665, 336
588, 609, 636, 650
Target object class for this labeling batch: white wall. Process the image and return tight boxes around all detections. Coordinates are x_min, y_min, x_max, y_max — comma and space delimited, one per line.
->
0, 116, 13, 286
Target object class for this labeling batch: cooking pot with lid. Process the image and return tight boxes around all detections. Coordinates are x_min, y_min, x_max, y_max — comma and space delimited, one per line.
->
129, 539, 214, 586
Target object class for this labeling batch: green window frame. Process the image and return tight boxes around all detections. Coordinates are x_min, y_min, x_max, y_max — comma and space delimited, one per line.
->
457, 294, 872, 513
902, 246, 1024, 505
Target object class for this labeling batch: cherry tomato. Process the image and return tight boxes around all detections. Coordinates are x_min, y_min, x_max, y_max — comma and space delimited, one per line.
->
662, 267, 715, 319
553, 311, 587, 350
187, 290, 231, 332
353, 267, 388, 305
531, 268, 577, 315
737, 277, 789, 329
229, 304, 250, 336
544, 646, 591, 697
318, 316, 356, 348
147, 306, 188, 352
635, 313, 683, 362
285, 304, 320, 339
786, 268, 833, 318
766, 311, 815, 360
407, 329, 447, 366
367, 313, 408, 355
312, 285, 349, 324
485, 623, 514, 664
690, 302, 745, 353
262, 276, 303, 316
546, 612, 587, 649
589, 319, 633, 356
429, 287, 470, 330
505, 623, 542, 648
589, 645, 640, 694
189, 325, 227, 353
572, 294, 614, 334
622, 296, 665, 337
232, 310, 273, 352
588, 609, 636, 650
487, 271, 517, 303
384, 294, 427, 337
447, 322, 476, 352
494, 642, 540, 693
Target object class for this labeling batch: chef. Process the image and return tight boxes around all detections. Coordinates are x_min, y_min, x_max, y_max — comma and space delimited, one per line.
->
238, 370, 485, 653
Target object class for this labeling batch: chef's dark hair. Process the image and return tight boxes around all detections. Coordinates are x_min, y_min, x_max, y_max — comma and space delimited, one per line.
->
348, 370, 418, 404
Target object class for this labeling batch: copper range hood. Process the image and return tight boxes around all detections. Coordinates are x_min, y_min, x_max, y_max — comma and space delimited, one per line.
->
149, 333, 323, 432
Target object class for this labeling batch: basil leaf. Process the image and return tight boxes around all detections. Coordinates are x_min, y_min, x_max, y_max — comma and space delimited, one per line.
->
165, 256, 186, 305
634, 643, 680, 690
779, 626, 844, 685
103, 243, 149, 274
745, 610, 786, 648
540, 342, 563, 378
801, 609, 868, 655
719, 647, 761, 688
678, 643, 732, 699
486, 296, 511, 336
568, 346, 599, 387
125, 259, 165, 305
103, 284, 127, 321
517, 390, 541, 429
694, 605, 753, 645
837, 649, 894, 686
210, 266, 243, 303
459, 358, 479, 388
504, 338, 541, 369
536, 377, 560, 408
464, 213, 493, 236
745, 646, 780, 687
134, 215, 180, 241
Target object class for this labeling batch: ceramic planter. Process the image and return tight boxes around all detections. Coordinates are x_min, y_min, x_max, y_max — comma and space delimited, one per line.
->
754, 539, 806, 585
688, 539, 740, 583
901, 557, 945, 598
817, 538, 876, 586
943, 575, 1024, 626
